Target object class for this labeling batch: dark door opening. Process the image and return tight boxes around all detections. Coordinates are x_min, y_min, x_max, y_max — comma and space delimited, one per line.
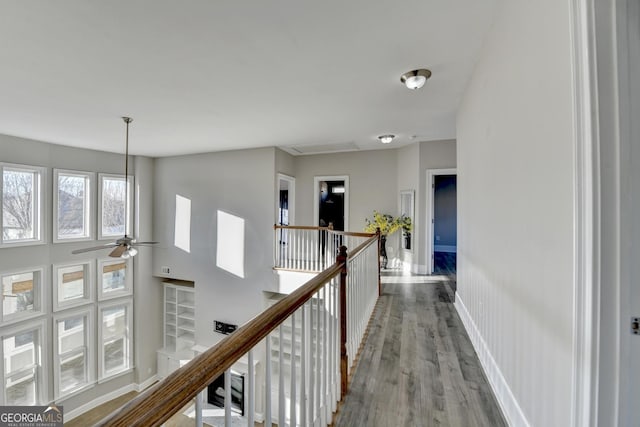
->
433, 175, 457, 274
318, 180, 345, 231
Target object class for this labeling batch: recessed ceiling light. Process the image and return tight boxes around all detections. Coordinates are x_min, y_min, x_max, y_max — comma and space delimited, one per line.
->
400, 69, 432, 90
378, 134, 395, 144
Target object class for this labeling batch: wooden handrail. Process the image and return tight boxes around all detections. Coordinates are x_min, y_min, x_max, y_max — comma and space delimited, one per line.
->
274, 224, 375, 238
98, 264, 345, 426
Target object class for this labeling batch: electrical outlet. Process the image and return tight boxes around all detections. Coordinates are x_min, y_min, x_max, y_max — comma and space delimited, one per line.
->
161, 266, 170, 274
215, 320, 237, 335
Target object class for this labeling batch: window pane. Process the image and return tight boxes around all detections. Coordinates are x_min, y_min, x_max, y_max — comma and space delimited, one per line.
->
57, 173, 88, 239
55, 313, 88, 396
60, 351, 86, 393
102, 262, 126, 293
5, 368, 36, 406
57, 265, 86, 303
58, 315, 84, 354
2, 272, 39, 318
104, 337, 125, 373
101, 177, 127, 236
2, 169, 35, 241
3, 330, 35, 376
102, 306, 128, 375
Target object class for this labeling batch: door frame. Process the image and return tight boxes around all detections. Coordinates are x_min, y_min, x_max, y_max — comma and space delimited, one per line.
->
276, 173, 295, 225
426, 168, 456, 274
313, 175, 349, 231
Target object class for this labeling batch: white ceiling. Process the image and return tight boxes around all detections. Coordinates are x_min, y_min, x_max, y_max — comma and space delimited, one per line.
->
0, 1, 496, 157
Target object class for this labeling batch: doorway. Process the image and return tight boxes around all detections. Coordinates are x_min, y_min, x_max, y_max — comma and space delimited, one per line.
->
276, 174, 295, 226
426, 169, 457, 275
314, 176, 349, 231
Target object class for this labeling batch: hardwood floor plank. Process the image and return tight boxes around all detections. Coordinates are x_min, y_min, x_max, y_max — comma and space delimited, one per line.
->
335, 274, 506, 427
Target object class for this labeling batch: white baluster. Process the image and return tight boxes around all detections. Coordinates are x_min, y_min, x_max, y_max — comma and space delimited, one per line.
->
266, 337, 272, 427
225, 370, 231, 427
279, 325, 285, 426
248, 350, 255, 427
290, 312, 297, 427
301, 303, 308, 427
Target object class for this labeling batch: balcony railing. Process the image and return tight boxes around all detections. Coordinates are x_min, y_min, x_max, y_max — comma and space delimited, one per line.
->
274, 225, 375, 272
98, 227, 380, 427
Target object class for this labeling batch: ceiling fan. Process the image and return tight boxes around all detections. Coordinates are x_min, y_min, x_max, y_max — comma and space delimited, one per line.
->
72, 117, 157, 259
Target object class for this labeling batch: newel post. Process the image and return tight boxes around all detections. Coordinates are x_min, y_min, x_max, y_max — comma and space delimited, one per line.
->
376, 227, 382, 296
336, 245, 349, 399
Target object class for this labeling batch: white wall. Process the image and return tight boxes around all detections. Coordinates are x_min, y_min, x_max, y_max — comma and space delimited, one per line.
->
294, 149, 398, 255
417, 140, 456, 274
153, 147, 277, 347
0, 134, 157, 412
456, 1, 574, 426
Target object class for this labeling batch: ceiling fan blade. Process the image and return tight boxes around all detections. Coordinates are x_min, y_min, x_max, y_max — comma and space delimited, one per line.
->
109, 245, 128, 258
72, 243, 117, 254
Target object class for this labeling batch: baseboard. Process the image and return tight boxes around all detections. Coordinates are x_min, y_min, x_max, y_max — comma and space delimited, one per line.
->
454, 293, 530, 427
65, 383, 136, 421
135, 374, 158, 392
434, 244, 457, 253
65, 376, 157, 421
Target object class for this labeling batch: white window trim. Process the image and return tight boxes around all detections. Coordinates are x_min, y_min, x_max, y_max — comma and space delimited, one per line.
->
98, 299, 133, 381
97, 258, 132, 301
53, 169, 95, 243
0, 162, 46, 247
97, 173, 133, 241
53, 306, 95, 400
0, 318, 48, 405
52, 260, 95, 312
0, 266, 46, 326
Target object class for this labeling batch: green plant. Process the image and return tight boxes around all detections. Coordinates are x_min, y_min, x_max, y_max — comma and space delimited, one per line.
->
399, 215, 412, 234
364, 211, 402, 236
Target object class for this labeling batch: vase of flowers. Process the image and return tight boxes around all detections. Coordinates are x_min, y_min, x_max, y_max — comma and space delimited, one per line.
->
400, 215, 413, 250
364, 211, 403, 269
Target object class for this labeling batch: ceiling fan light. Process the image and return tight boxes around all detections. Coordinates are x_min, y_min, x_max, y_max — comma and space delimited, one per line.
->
128, 247, 138, 257
120, 251, 131, 259
400, 69, 432, 90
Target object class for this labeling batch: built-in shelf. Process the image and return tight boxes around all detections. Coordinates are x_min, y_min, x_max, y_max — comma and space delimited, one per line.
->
158, 280, 196, 379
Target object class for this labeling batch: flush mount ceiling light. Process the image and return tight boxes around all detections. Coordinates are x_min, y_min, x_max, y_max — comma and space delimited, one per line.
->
400, 69, 432, 90
378, 134, 395, 144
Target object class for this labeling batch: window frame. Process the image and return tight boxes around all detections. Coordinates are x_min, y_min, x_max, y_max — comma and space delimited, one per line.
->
53, 306, 95, 400
97, 258, 132, 301
53, 169, 94, 243
0, 267, 45, 326
52, 261, 94, 312
97, 173, 133, 241
98, 299, 133, 381
0, 162, 46, 247
0, 318, 47, 405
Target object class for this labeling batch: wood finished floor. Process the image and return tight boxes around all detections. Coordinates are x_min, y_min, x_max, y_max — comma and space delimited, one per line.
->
334, 273, 506, 427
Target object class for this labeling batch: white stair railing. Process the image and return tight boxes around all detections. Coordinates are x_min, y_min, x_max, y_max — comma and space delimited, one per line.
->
98, 236, 380, 427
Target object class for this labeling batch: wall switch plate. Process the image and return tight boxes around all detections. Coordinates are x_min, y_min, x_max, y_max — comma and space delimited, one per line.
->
161, 266, 170, 274
632, 317, 639, 335
215, 320, 237, 335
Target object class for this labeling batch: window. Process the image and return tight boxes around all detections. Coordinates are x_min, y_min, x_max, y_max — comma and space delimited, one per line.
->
98, 174, 132, 240
52, 261, 94, 311
1, 320, 46, 405
97, 259, 132, 301
54, 170, 93, 242
1, 163, 45, 246
53, 308, 93, 398
98, 301, 132, 380
1, 269, 44, 324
